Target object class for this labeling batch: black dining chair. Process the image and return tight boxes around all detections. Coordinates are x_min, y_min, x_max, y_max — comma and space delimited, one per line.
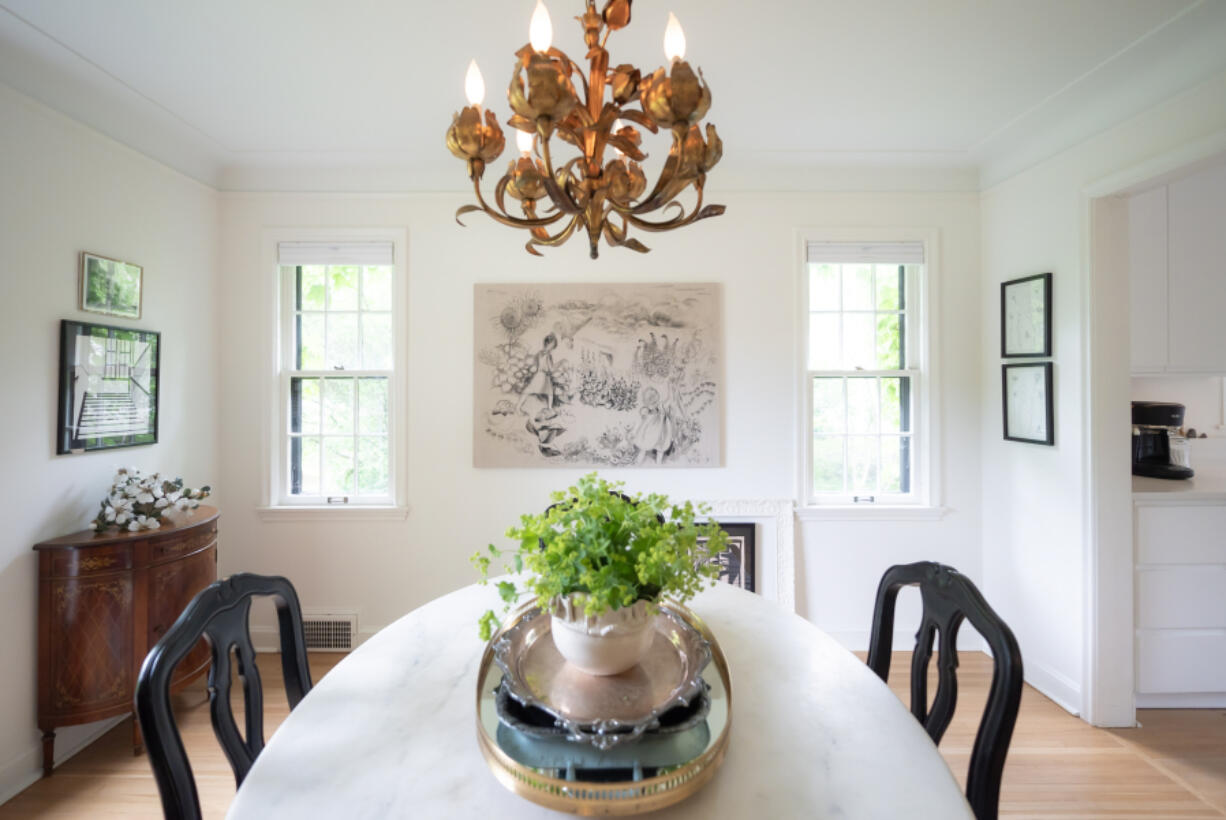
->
135, 573, 313, 820
866, 562, 1023, 820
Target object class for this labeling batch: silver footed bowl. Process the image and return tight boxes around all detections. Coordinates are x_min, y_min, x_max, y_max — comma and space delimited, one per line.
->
491, 603, 712, 750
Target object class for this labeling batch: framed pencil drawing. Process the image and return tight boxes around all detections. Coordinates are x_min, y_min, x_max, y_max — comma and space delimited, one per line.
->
80, 251, 143, 319
1002, 362, 1053, 445
57, 320, 160, 454
1000, 272, 1051, 358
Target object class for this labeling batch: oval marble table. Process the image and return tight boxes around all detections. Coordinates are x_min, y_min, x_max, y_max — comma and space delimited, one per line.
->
228, 582, 972, 819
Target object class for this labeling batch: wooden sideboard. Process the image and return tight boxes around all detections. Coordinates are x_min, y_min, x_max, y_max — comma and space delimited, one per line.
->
33, 505, 218, 776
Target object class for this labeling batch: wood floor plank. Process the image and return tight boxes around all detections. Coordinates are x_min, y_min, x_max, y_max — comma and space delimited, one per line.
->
1, 651, 1223, 817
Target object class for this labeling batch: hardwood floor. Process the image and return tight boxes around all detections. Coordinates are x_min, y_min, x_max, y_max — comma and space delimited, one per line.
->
1, 651, 1223, 818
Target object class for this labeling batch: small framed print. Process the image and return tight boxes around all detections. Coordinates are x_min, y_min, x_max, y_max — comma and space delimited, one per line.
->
80, 251, 143, 319
57, 320, 160, 454
699, 523, 756, 592
1001, 272, 1051, 358
1002, 362, 1053, 445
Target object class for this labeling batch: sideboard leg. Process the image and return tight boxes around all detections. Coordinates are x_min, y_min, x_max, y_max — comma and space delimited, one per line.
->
131, 718, 143, 756
40, 729, 55, 777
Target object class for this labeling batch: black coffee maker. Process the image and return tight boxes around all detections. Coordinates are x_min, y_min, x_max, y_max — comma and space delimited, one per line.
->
1132, 401, 1194, 479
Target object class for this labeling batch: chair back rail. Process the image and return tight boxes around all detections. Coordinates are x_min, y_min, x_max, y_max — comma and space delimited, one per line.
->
866, 561, 1023, 820
135, 573, 312, 820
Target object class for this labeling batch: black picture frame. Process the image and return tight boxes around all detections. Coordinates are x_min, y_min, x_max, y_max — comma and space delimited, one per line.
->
1000, 272, 1052, 358
699, 522, 756, 592
57, 319, 160, 454
1002, 362, 1054, 445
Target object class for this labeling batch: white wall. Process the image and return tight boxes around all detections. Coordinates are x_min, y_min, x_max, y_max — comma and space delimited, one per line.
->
979, 68, 1226, 721
0, 84, 219, 800
218, 190, 981, 650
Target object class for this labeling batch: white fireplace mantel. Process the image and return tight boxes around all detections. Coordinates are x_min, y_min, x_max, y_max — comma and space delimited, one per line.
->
702, 498, 796, 612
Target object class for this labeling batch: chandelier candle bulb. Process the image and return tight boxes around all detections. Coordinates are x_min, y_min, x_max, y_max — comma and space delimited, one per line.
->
464, 59, 485, 106
529, 0, 553, 53
664, 12, 686, 62
516, 128, 534, 156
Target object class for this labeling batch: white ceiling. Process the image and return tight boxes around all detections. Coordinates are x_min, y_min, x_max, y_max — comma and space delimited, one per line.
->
2, 0, 1225, 192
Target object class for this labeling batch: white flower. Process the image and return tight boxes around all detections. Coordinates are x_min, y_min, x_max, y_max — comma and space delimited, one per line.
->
154, 497, 170, 509
104, 506, 116, 521
136, 492, 154, 504
174, 498, 190, 510
145, 519, 160, 530
127, 521, 140, 532
167, 491, 182, 503
116, 513, 129, 524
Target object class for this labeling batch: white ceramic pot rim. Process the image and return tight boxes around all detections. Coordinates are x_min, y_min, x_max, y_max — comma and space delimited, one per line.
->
550, 594, 654, 638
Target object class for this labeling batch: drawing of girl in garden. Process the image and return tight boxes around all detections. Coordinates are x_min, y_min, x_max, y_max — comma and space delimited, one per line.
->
517, 333, 559, 418
634, 385, 672, 464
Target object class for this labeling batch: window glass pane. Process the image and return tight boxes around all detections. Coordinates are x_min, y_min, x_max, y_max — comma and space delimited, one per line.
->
358, 377, 388, 435
362, 266, 392, 311
881, 435, 911, 494
299, 266, 326, 311
875, 313, 902, 369
847, 377, 878, 433
326, 313, 359, 370
847, 436, 878, 492
361, 313, 393, 370
842, 313, 875, 369
875, 265, 902, 311
290, 377, 320, 434
327, 265, 359, 310
812, 377, 844, 434
809, 263, 839, 311
357, 437, 389, 494
323, 378, 354, 435
881, 376, 911, 433
842, 264, 874, 310
296, 435, 320, 495
812, 436, 844, 493
297, 314, 325, 370
323, 437, 355, 494
808, 313, 840, 370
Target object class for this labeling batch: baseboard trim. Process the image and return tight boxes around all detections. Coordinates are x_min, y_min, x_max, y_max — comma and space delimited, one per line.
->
0, 715, 125, 806
1025, 662, 1082, 716
250, 625, 379, 653
1137, 692, 1226, 708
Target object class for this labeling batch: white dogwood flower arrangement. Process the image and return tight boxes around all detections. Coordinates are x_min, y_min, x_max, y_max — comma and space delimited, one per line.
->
91, 467, 211, 533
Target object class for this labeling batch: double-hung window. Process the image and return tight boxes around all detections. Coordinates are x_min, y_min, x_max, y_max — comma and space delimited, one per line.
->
803, 239, 928, 507
273, 238, 403, 508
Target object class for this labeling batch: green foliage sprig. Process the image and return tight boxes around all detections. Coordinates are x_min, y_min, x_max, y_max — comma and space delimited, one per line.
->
472, 473, 728, 640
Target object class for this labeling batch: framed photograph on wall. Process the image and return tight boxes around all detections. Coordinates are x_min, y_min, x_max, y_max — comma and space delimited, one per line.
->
1000, 272, 1051, 357
699, 522, 756, 592
80, 251, 143, 319
1002, 362, 1053, 445
57, 320, 160, 454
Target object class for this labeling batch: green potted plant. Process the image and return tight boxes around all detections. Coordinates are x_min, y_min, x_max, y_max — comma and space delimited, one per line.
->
473, 473, 729, 675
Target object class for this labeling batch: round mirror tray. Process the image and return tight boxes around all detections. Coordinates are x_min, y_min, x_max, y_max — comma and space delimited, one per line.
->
476, 599, 732, 816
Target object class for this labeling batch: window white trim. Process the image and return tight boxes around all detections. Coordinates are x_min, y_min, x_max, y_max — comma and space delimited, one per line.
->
260, 228, 409, 515
794, 227, 942, 512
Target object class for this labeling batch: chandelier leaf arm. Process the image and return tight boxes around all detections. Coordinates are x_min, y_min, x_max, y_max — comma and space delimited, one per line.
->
461, 176, 566, 230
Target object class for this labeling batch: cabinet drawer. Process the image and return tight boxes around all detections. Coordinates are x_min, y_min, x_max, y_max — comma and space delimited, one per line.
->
1136, 505, 1226, 564
1137, 630, 1226, 693
47, 544, 132, 577
1137, 566, 1226, 628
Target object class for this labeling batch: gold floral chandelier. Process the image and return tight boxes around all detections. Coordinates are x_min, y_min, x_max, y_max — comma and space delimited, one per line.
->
445, 0, 724, 259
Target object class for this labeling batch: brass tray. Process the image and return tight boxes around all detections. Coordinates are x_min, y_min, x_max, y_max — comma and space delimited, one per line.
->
492, 605, 712, 749
476, 599, 732, 816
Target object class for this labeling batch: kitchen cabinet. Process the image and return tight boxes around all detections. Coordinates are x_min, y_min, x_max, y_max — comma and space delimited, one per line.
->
1129, 163, 1226, 374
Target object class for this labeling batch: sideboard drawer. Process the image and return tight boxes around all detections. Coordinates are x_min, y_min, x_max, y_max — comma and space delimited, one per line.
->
1137, 630, 1226, 693
1136, 505, 1226, 564
47, 544, 133, 577
1137, 566, 1226, 628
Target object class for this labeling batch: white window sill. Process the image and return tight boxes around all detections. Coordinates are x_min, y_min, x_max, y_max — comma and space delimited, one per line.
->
796, 505, 949, 522
256, 505, 410, 522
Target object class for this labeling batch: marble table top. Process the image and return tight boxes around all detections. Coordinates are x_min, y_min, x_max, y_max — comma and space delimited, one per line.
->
228, 581, 973, 819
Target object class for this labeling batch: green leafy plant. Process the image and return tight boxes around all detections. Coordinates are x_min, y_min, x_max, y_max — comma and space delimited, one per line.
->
472, 473, 729, 640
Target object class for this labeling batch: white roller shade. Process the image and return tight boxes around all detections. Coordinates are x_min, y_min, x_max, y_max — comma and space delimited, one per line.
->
278, 241, 394, 266
806, 241, 924, 264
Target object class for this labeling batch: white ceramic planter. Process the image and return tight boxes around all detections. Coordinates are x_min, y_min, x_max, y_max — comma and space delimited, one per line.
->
550, 595, 656, 676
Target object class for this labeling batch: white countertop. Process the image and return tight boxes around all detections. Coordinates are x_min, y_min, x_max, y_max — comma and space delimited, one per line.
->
228, 581, 973, 819
1133, 468, 1226, 500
